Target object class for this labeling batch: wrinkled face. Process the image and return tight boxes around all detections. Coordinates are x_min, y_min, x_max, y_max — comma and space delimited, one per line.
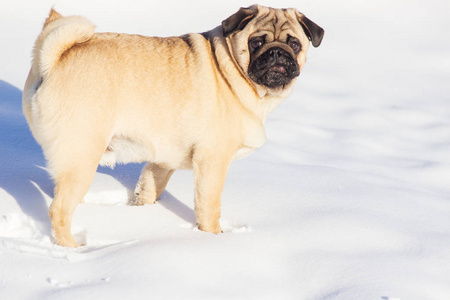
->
246, 19, 304, 89
223, 5, 323, 97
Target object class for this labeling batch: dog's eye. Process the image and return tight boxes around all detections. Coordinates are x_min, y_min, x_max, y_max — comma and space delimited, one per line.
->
289, 41, 300, 52
249, 35, 267, 52
250, 40, 263, 50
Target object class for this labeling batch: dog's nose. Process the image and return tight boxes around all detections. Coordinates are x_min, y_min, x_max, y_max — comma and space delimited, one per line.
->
269, 48, 283, 58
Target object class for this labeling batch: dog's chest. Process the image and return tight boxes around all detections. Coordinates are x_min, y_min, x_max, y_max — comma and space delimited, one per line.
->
234, 118, 267, 160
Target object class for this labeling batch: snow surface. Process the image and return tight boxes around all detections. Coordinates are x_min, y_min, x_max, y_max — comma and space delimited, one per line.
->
1, 0, 450, 299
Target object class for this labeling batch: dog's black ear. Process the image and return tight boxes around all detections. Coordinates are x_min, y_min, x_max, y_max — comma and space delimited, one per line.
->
296, 12, 324, 47
222, 5, 258, 37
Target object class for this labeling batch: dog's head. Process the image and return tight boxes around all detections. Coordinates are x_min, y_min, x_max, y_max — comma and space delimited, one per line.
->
222, 5, 324, 97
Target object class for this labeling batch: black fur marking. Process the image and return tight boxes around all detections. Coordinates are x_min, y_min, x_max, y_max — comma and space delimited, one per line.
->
222, 6, 258, 37
297, 14, 324, 47
181, 34, 194, 50
200, 31, 212, 40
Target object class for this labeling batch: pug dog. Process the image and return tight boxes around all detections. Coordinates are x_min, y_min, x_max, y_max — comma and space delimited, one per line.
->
23, 5, 324, 247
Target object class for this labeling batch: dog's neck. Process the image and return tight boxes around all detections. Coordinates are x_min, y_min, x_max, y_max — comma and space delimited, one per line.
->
204, 27, 290, 122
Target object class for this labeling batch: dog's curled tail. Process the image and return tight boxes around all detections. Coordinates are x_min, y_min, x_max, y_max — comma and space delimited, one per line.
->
32, 9, 95, 78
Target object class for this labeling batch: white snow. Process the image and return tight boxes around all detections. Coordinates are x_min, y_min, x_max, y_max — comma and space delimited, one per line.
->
1, 0, 450, 299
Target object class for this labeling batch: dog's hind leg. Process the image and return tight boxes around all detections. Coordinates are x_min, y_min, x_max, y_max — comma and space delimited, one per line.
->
48, 141, 104, 247
133, 163, 175, 206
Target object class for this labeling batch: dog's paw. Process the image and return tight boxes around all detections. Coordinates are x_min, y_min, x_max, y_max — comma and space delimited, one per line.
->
54, 234, 79, 248
132, 191, 158, 206
197, 222, 222, 234
132, 183, 157, 206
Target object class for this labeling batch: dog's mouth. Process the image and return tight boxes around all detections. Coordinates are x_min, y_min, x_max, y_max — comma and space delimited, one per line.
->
248, 47, 300, 88
268, 65, 287, 74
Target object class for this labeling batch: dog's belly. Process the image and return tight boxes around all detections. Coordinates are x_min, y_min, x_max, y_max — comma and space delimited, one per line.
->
99, 114, 268, 168
99, 136, 192, 169
100, 136, 146, 168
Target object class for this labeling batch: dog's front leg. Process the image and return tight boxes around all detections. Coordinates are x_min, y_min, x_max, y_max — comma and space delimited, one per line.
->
193, 152, 232, 234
